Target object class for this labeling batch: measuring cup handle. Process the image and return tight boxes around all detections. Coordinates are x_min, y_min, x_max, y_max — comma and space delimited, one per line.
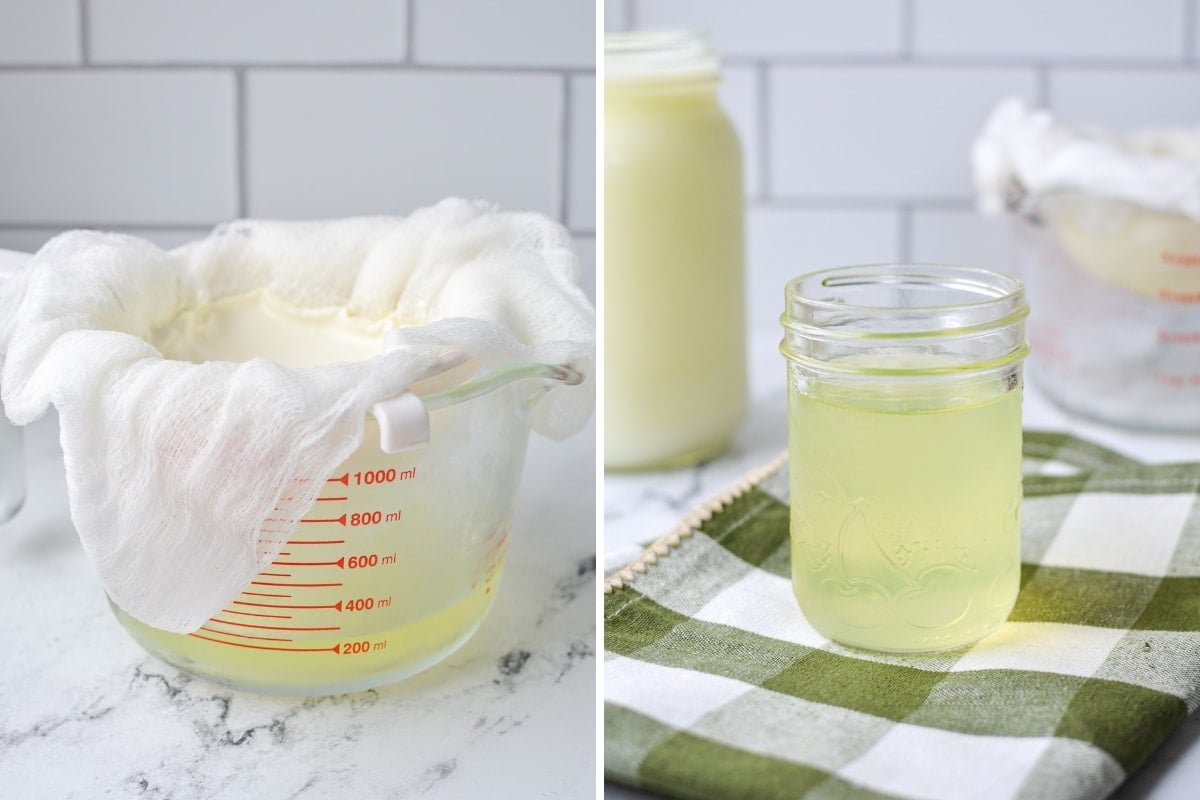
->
371, 392, 430, 453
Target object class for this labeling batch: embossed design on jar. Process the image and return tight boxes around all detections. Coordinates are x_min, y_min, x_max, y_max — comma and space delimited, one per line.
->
799, 474, 977, 631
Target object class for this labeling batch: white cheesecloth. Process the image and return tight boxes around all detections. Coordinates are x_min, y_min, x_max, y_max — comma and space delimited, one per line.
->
0, 198, 595, 633
973, 97, 1200, 220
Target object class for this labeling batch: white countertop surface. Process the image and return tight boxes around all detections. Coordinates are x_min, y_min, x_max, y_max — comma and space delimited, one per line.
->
0, 250, 597, 799
605, 329, 1200, 800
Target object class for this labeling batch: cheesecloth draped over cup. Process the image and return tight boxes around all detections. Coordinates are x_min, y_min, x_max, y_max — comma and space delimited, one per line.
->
972, 97, 1200, 221
0, 199, 595, 633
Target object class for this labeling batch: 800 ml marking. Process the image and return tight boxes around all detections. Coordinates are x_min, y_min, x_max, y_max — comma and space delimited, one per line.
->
349, 509, 402, 526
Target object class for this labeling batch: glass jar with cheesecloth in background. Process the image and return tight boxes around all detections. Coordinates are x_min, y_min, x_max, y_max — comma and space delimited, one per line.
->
974, 98, 1200, 430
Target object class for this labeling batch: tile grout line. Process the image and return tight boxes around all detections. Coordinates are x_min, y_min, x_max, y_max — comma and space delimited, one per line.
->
78, 0, 91, 64
0, 62, 596, 75
235, 68, 248, 218
899, 0, 915, 60
1036, 62, 1051, 107
1186, 0, 1198, 62
744, 196, 977, 210
755, 60, 771, 203
559, 74, 573, 228
0, 222, 214, 231
720, 54, 1200, 70
0, 221, 600, 236
404, 0, 416, 64
898, 202, 913, 262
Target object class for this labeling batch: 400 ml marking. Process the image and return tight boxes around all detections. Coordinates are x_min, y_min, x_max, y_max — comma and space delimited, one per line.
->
344, 595, 393, 612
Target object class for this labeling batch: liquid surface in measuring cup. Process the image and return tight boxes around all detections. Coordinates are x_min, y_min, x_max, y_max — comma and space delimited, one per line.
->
119, 291, 514, 693
150, 290, 395, 367
788, 353, 1023, 653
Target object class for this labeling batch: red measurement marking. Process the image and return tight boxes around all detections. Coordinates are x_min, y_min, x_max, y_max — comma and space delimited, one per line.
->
301, 514, 347, 526
287, 539, 345, 545
198, 626, 291, 642
219, 609, 292, 620
276, 551, 291, 556
327, 473, 349, 485
241, 591, 291, 598
209, 617, 341, 632
188, 633, 337, 653
259, 572, 292, 578
234, 600, 343, 611
271, 557, 344, 568
316, 496, 347, 502
251, 580, 344, 588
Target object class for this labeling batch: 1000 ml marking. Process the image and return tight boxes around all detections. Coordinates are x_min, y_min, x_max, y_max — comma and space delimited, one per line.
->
351, 467, 418, 485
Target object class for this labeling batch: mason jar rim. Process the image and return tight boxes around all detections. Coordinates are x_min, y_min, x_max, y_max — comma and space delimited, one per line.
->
780, 263, 1030, 375
782, 263, 1028, 335
604, 30, 719, 85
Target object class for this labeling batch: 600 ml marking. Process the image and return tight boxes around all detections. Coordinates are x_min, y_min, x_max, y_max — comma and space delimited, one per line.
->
346, 553, 397, 569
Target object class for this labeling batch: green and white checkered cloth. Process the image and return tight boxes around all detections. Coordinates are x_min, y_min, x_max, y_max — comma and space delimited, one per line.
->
604, 431, 1200, 800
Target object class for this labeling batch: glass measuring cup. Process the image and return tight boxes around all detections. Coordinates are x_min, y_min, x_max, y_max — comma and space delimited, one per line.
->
1014, 191, 1200, 429
110, 357, 581, 695
0, 411, 25, 524
0, 255, 27, 524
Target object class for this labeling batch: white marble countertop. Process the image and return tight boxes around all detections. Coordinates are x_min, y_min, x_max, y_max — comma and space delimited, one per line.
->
0, 250, 597, 799
605, 329, 1200, 800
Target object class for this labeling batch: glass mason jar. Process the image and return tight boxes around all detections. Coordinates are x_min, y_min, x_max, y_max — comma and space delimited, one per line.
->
604, 31, 747, 470
780, 264, 1029, 653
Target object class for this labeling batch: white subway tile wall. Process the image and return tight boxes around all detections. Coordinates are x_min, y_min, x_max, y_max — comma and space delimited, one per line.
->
1050, 69, 1200, 129
246, 70, 562, 217
0, 0, 595, 299
608, 0, 1200, 334
634, 0, 902, 57
913, 0, 1187, 61
0, 0, 79, 64
747, 207, 900, 328
89, 0, 407, 64
720, 66, 760, 199
569, 76, 597, 232
770, 66, 1037, 198
414, 0, 594, 67
0, 71, 237, 224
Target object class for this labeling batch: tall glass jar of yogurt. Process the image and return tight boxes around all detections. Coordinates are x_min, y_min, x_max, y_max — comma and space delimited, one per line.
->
604, 31, 746, 470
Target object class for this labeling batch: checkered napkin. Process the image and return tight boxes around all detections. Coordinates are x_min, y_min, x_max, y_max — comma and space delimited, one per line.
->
604, 431, 1200, 800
